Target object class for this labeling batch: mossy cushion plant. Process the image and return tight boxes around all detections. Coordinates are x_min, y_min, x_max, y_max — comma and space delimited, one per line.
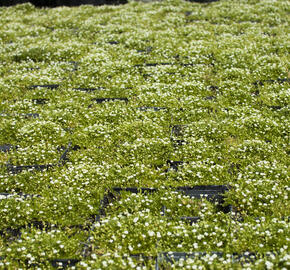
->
0, 0, 289, 269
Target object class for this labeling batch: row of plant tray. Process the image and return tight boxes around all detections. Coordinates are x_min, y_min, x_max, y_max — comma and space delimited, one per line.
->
0, 251, 275, 270
26, 77, 289, 92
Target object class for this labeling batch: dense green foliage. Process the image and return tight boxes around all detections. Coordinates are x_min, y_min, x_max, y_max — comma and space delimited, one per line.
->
0, 0, 289, 269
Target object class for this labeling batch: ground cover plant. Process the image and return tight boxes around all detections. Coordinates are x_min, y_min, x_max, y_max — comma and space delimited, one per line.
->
0, 0, 289, 269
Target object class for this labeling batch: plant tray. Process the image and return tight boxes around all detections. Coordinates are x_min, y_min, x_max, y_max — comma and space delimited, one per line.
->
73, 87, 104, 92
134, 62, 172, 67
137, 107, 167, 111
186, 0, 220, 3
0, 144, 15, 152
171, 138, 187, 147
57, 142, 72, 165
137, 46, 153, 53
100, 185, 231, 215
0, 221, 89, 238
107, 41, 119, 45
32, 99, 49, 104
157, 251, 260, 266
112, 187, 157, 194
171, 125, 187, 137
21, 113, 40, 118
50, 259, 80, 268
28, 84, 60, 90
6, 143, 72, 174
179, 216, 200, 224
0, 221, 52, 238
0, 193, 40, 199
209, 85, 219, 91
254, 78, 290, 86
204, 96, 216, 101
107, 186, 229, 198
268, 105, 283, 110
7, 164, 54, 174
0, 113, 40, 118
158, 251, 224, 264
166, 160, 185, 171
91, 98, 128, 103
135, 62, 197, 67
68, 61, 79, 71
176, 185, 229, 200
57, 144, 82, 152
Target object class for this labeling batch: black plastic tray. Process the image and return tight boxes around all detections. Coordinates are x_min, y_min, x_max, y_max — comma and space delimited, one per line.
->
108, 186, 229, 198
0, 192, 40, 199
112, 187, 157, 194
186, 0, 220, 3
107, 41, 119, 45
135, 62, 197, 67
176, 185, 229, 200
0, 144, 15, 152
171, 138, 187, 147
32, 99, 49, 104
137, 107, 167, 111
28, 84, 59, 90
50, 259, 80, 268
268, 105, 283, 110
171, 125, 188, 137
73, 87, 104, 92
91, 98, 128, 103
159, 251, 223, 264
21, 113, 40, 118
7, 164, 54, 174
178, 216, 200, 224
0, 221, 88, 238
1, 113, 40, 118
254, 78, 290, 86
134, 63, 172, 67
204, 96, 216, 101
137, 47, 153, 53
157, 251, 260, 266
166, 160, 185, 171
0, 0, 128, 7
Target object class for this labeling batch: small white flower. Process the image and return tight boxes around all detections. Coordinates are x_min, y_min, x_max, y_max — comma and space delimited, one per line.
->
148, 230, 154, 237
217, 241, 223, 247
133, 217, 139, 223
265, 261, 273, 269
91, 254, 97, 259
